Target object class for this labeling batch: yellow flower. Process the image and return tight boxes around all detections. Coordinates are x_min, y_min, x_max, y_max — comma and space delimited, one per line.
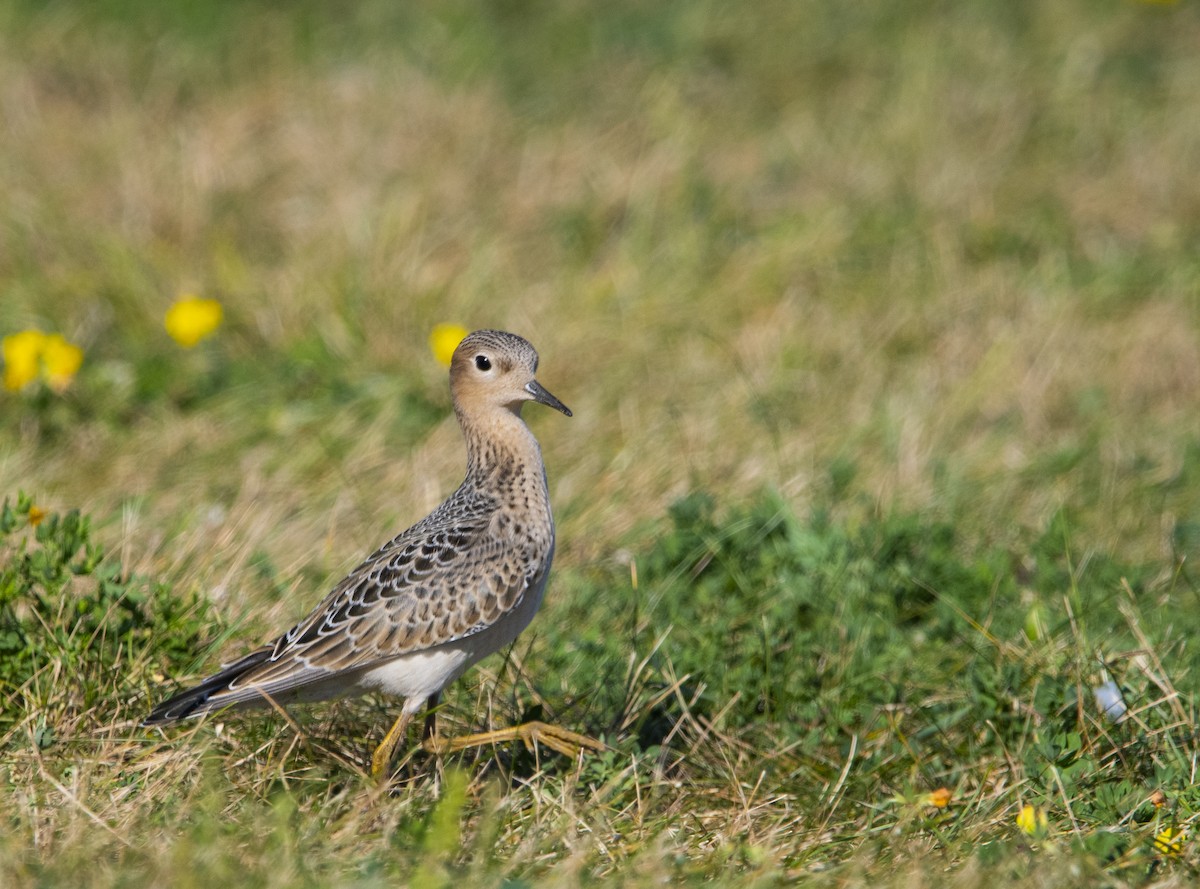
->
27, 505, 47, 527
429, 323, 469, 368
1155, 827, 1185, 856
3, 330, 84, 392
926, 787, 953, 809
1017, 805, 1047, 836
41, 334, 84, 392
3, 330, 45, 391
165, 295, 223, 348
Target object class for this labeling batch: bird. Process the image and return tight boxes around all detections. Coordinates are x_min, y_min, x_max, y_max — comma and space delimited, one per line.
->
144, 329, 602, 778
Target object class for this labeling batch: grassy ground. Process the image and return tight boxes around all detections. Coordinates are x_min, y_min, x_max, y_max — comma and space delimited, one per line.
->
2, 0, 1200, 885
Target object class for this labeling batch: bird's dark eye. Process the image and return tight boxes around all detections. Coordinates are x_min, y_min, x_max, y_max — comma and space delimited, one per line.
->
474, 355, 492, 371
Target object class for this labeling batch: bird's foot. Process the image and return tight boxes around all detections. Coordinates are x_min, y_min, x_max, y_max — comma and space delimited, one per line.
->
422, 721, 605, 758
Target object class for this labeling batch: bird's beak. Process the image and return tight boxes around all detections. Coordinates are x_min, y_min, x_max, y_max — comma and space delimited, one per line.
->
525, 380, 572, 417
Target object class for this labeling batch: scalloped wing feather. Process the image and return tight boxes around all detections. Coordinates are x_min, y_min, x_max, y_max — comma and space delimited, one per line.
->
209, 491, 548, 702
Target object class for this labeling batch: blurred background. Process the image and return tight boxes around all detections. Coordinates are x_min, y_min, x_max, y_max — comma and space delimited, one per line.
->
3, 0, 1198, 568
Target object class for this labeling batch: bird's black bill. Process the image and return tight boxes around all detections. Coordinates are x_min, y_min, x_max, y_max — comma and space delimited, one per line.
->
526, 380, 572, 417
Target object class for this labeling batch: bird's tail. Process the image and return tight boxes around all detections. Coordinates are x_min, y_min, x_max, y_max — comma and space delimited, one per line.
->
142, 645, 274, 726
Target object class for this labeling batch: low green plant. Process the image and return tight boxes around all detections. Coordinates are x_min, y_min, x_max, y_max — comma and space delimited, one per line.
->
0, 493, 217, 740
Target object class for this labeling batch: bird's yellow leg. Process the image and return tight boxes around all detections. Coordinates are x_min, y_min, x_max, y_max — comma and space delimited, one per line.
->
423, 721, 604, 758
370, 710, 414, 780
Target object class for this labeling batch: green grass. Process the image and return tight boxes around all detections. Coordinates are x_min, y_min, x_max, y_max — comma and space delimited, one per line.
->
2, 0, 1200, 885
5, 493, 1199, 885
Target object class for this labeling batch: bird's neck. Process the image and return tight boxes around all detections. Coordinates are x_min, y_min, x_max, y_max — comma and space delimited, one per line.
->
459, 408, 549, 501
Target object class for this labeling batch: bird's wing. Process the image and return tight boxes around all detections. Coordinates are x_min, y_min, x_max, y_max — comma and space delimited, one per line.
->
206, 493, 548, 705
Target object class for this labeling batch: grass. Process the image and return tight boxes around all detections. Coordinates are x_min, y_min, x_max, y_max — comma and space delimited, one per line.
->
2, 0, 1200, 884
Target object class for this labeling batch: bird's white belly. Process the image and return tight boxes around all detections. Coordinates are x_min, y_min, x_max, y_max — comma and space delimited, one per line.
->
359, 645, 474, 702
357, 564, 549, 707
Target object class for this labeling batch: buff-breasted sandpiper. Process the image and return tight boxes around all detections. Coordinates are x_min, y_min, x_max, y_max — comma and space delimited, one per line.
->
145, 329, 602, 778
